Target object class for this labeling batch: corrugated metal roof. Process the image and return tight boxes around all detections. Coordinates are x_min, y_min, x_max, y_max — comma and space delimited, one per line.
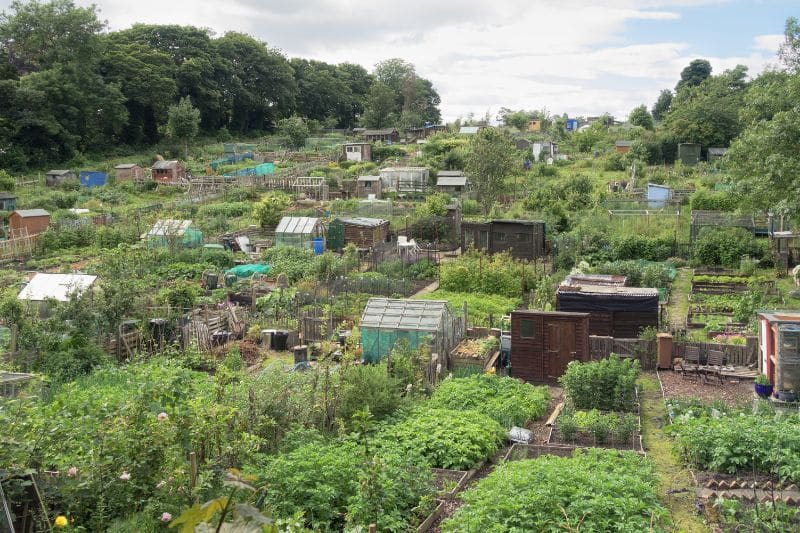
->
360, 298, 449, 332
364, 129, 397, 135
563, 274, 627, 287
115, 163, 139, 169
275, 216, 320, 235
338, 217, 388, 227
18, 273, 97, 302
13, 209, 49, 218
459, 126, 480, 134
437, 170, 465, 177
147, 219, 192, 236
557, 285, 659, 297
615, 140, 633, 147
0, 192, 16, 199
357, 175, 380, 182
708, 147, 728, 155
379, 167, 429, 173
152, 160, 178, 170
437, 176, 467, 187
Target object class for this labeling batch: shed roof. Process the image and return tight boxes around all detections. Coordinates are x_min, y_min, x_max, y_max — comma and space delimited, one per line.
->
0, 371, 35, 385
437, 170, 465, 177
147, 219, 193, 236
357, 175, 380, 182
758, 311, 800, 324
563, 274, 627, 287
361, 298, 449, 332
708, 147, 728, 155
489, 219, 545, 226
437, 176, 467, 187
615, 140, 633, 147
557, 285, 658, 297
13, 209, 50, 218
459, 126, 480, 134
115, 163, 140, 169
379, 167, 428, 173
18, 273, 97, 302
343, 142, 370, 146
337, 217, 388, 227
152, 160, 179, 170
364, 129, 397, 135
46, 169, 72, 176
0, 191, 16, 199
276, 216, 320, 235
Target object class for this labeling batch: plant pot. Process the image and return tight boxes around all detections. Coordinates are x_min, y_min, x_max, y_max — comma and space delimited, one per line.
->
754, 382, 773, 399
777, 389, 796, 402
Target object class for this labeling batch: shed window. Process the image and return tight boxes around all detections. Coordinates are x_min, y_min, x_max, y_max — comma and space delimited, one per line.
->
493, 232, 506, 242
516, 232, 531, 242
520, 319, 535, 338
363, 181, 372, 189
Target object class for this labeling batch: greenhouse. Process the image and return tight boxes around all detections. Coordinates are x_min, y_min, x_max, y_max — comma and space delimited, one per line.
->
360, 298, 462, 363
144, 219, 203, 249
274, 216, 325, 251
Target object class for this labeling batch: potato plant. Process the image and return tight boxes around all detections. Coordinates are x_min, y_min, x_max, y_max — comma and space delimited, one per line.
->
429, 374, 549, 427
559, 355, 640, 412
443, 449, 668, 532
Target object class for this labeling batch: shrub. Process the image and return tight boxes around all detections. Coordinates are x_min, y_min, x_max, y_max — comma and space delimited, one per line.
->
693, 227, 766, 268
262, 246, 315, 283
376, 407, 505, 470
429, 375, 549, 427
442, 449, 667, 532
559, 355, 640, 412
689, 189, 738, 211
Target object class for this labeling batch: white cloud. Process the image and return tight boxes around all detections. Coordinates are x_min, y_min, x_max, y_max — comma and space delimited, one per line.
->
753, 34, 783, 53
0, 0, 779, 121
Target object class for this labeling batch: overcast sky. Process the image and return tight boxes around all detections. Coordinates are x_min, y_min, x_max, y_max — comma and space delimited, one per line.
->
1, 0, 793, 121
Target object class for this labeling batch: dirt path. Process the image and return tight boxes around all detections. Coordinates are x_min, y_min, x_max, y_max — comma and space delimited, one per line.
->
640, 375, 709, 533
411, 280, 439, 298
667, 268, 692, 332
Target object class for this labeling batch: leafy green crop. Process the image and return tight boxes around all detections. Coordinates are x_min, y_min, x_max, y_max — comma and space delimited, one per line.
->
442, 449, 668, 532
429, 375, 549, 427
668, 407, 800, 482
376, 407, 505, 470
559, 355, 640, 412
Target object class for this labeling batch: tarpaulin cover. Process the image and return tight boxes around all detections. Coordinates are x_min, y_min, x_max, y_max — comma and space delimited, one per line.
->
557, 291, 659, 313
225, 264, 271, 278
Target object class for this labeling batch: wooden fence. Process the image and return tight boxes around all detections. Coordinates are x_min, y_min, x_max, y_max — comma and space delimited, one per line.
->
589, 335, 758, 369
0, 228, 37, 260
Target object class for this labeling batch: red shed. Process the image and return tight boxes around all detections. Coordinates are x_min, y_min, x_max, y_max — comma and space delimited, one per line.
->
510, 310, 590, 382
9, 209, 50, 236
151, 160, 186, 184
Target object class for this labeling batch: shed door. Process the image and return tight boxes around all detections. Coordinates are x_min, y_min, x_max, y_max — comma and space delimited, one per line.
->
546, 322, 576, 379
478, 229, 489, 249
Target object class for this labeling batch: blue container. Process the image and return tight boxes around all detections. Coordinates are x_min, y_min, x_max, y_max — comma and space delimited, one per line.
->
79, 171, 107, 189
312, 237, 324, 255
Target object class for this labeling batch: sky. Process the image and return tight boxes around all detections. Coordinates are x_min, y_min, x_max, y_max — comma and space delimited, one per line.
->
0, 0, 793, 122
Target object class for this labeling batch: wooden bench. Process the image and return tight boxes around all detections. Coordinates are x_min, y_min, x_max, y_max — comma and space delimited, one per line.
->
702, 349, 725, 385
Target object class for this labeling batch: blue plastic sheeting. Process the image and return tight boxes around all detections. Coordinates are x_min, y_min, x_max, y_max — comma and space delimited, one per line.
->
79, 171, 107, 188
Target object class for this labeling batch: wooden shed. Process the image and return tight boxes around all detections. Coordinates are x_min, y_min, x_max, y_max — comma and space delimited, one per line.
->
357, 175, 382, 199
436, 171, 468, 194
461, 219, 547, 260
509, 310, 590, 382
151, 160, 186, 184
9, 209, 50, 236
364, 129, 400, 143
0, 192, 16, 212
614, 140, 632, 154
328, 217, 389, 250
45, 170, 75, 187
114, 163, 144, 181
556, 285, 659, 338
343, 142, 372, 162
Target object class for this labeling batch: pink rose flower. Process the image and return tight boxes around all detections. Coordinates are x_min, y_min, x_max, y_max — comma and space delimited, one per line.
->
157, 412, 168, 421
161, 512, 172, 522
67, 467, 78, 477
119, 472, 130, 481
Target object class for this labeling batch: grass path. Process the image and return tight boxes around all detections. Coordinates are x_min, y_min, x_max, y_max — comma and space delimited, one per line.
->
640, 375, 708, 533
667, 268, 692, 331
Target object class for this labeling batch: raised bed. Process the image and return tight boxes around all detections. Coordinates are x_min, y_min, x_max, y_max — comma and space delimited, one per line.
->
547, 411, 645, 453
432, 460, 485, 500
448, 336, 498, 372
416, 500, 446, 533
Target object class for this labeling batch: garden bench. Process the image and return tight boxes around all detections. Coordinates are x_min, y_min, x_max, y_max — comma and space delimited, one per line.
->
677, 346, 701, 380
701, 349, 725, 385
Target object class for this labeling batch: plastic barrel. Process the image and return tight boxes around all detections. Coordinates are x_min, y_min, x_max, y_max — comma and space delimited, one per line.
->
273, 331, 289, 351
312, 237, 324, 255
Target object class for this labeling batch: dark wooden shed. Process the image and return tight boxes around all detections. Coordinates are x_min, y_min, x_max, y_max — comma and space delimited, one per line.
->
45, 170, 75, 187
461, 219, 547, 260
328, 217, 389, 250
510, 310, 590, 382
556, 285, 659, 338
363, 129, 399, 143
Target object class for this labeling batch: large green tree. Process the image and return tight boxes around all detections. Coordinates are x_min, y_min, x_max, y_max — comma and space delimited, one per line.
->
628, 104, 654, 130
167, 96, 200, 157
676, 59, 713, 92
466, 128, 517, 215
651, 89, 672, 122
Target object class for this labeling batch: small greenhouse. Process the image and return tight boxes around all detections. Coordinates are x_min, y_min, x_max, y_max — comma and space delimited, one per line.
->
275, 216, 325, 251
360, 298, 461, 363
144, 219, 203, 249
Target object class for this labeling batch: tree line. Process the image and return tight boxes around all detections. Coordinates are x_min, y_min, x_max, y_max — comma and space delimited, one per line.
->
0, 0, 442, 170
